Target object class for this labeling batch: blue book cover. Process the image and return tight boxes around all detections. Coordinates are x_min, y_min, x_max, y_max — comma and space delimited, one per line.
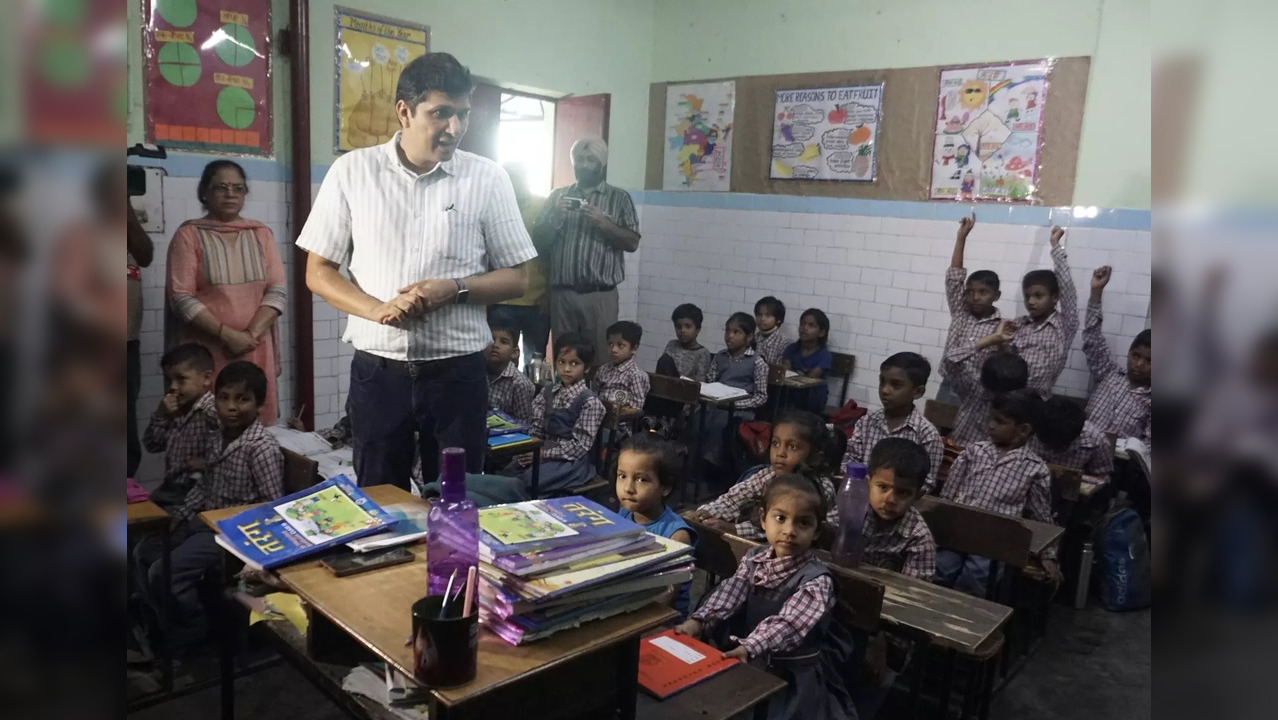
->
487, 410, 531, 437
478, 496, 646, 557
488, 432, 534, 448
214, 475, 398, 569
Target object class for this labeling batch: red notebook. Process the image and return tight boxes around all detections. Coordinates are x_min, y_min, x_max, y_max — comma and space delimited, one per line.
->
637, 629, 741, 699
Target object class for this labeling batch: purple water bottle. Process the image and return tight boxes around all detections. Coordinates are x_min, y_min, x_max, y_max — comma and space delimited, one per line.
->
427, 448, 479, 597
831, 462, 870, 567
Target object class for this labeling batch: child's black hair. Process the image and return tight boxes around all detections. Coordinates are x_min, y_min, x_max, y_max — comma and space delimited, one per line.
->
726, 311, 756, 336
990, 389, 1043, 433
867, 437, 931, 493
1022, 268, 1060, 296
554, 332, 595, 366
980, 352, 1029, 394
967, 269, 1000, 292
216, 360, 268, 407
762, 473, 828, 524
487, 315, 520, 346
671, 303, 703, 329
606, 320, 643, 348
1037, 396, 1086, 451
773, 409, 835, 474
618, 433, 687, 492
161, 342, 215, 373
881, 352, 931, 388
1131, 329, 1151, 352
754, 296, 786, 324
800, 308, 831, 347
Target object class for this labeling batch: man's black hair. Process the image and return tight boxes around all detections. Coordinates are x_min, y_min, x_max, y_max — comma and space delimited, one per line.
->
395, 52, 474, 107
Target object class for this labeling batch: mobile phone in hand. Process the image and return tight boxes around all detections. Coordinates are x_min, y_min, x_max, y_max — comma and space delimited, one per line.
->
563, 197, 586, 211
321, 547, 415, 577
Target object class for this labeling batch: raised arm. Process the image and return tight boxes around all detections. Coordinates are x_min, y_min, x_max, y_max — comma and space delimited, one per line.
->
1050, 227, 1079, 342
946, 214, 975, 315
1083, 266, 1120, 380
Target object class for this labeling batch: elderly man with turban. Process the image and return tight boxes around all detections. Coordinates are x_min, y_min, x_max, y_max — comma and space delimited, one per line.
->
532, 138, 641, 364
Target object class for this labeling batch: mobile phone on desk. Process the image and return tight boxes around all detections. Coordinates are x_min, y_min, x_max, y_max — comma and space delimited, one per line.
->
321, 547, 415, 577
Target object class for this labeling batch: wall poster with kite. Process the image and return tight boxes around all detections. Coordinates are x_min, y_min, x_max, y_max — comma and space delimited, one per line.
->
930, 60, 1052, 202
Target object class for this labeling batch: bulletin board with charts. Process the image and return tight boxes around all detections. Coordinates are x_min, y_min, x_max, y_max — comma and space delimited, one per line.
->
929, 60, 1052, 202
333, 7, 430, 154
143, 0, 273, 156
770, 84, 882, 182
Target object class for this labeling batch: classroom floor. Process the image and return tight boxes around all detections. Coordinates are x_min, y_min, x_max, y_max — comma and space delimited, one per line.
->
127, 602, 1150, 720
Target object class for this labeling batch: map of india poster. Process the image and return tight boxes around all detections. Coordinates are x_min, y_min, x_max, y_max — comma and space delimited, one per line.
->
334, 8, 429, 153
143, 0, 273, 156
663, 82, 735, 192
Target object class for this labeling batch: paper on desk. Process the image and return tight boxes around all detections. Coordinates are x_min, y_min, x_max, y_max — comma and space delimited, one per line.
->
784, 370, 799, 379
650, 635, 706, 664
248, 592, 309, 634
267, 426, 335, 456
699, 382, 748, 401
312, 447, 356, 480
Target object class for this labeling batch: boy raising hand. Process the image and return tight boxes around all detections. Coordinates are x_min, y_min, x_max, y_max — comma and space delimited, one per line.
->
1084, 266, 1151, 442
1011, 226, 1079, 397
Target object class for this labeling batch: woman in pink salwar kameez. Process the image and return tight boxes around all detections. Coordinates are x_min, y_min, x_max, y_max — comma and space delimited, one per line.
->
165, 161, 286, 424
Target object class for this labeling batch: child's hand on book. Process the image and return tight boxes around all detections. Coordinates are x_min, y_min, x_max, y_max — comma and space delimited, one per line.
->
721, 645, 750, 662
674, 618, 704, 639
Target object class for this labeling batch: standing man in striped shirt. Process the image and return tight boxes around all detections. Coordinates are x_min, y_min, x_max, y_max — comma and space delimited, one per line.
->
534, 138, 641, 364
297, 53, 537, 489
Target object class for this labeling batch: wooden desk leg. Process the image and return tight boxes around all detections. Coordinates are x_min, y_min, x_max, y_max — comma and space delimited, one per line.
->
615, 635, 641, 720
908, 640, 929, 720
530, 447, 542, 499
691, 403, 708, 504
160, 521, 173, 693
978, 652, 998, 720
217, 562, 236, 720
936, 647, 957, 719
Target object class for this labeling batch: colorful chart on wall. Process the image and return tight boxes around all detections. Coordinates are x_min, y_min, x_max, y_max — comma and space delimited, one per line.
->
770, 84, 883, 182
334, 7, 430, 154
929, 60, 1052, 202
662, 81, 735, 191
143, 0, 273, 156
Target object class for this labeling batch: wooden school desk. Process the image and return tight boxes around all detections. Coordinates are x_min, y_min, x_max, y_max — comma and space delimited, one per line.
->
917, 496, 1064, 559
634, 661, 786, 720
127, 499, 174, 695
202, 486, 677, 720
486, 435, 543, 497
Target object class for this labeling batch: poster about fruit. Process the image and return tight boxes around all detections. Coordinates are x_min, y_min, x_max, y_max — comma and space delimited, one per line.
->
930, 60, 1051, 202
770, 84, 882, 182
334, 8, 430, 154
143, 0, 273, 156
662, 81, 735, 191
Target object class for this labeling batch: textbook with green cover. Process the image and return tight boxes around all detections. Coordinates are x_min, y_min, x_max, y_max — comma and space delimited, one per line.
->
478, 496, 645, 557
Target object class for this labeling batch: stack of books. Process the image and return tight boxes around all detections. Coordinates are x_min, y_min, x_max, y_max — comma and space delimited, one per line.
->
476, 496, 694, 645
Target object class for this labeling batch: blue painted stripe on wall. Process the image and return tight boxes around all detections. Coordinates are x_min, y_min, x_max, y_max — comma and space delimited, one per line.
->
133, 154, 1150, 231
641, 191, 1152, 231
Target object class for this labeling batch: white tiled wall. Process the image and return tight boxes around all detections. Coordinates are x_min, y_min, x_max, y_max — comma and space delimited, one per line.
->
633, 205, 1152, 410
135, 174, 296, 478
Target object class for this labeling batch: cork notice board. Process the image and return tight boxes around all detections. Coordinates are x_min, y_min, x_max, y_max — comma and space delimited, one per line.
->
645, 57, 1090, 206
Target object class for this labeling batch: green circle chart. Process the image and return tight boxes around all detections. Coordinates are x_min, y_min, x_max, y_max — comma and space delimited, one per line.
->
215, 23, 256, 67
158, 42, 202, 86
156, 0, 198, 28
217, 86, 256, 129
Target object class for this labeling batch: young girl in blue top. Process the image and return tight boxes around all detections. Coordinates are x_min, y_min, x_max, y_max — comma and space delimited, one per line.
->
781, 308, 833, 413
615, 433, 697, 618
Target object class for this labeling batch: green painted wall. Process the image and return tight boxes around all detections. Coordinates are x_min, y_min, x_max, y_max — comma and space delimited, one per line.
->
649, 0, 1150, 209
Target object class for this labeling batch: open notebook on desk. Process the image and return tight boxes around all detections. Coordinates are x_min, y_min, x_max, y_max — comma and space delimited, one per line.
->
699, 382, 748, 402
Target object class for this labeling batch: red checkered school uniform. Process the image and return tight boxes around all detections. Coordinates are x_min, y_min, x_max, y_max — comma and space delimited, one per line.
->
1083, 300, 1151, 442
940, 441, 1056, 560
1011, 245, 1079, 397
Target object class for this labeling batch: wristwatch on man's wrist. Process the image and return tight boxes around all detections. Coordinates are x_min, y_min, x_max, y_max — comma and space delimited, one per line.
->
453, 278, 470, 304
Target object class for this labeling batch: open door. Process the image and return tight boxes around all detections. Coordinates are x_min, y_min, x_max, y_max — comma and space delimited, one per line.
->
459, 83, 503, 161
552, 94, 611, 188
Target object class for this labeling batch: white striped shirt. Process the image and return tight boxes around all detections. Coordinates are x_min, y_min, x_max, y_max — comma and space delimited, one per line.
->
296, 133, 538, 361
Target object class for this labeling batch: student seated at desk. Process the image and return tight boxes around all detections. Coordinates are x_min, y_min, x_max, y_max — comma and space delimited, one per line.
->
700, 312, 769, 469
753, 295, 793, 366
842, 352, 945, 494
677, 474, 856, 720
691, 410, 839, 541
781, 308, 833, 413
142, 343, 217, 510
134, 361, 285, 655
502, 333, 605, 495
594, 320, 650, 412
935, 390, 1059, 596
486, 318, 536, 425
856, 437, 938, 719
615, 434, 696, 618
944, 349, 1029, 448
1032, 396, 1115, 477
659, 303, 712, 381
1085, 266, 1152, 444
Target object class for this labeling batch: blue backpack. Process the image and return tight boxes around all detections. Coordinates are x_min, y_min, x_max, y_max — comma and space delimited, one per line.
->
1095, 505, 1151, 611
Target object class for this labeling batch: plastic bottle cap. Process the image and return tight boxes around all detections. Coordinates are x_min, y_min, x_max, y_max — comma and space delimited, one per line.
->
845, 462, 868, 480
